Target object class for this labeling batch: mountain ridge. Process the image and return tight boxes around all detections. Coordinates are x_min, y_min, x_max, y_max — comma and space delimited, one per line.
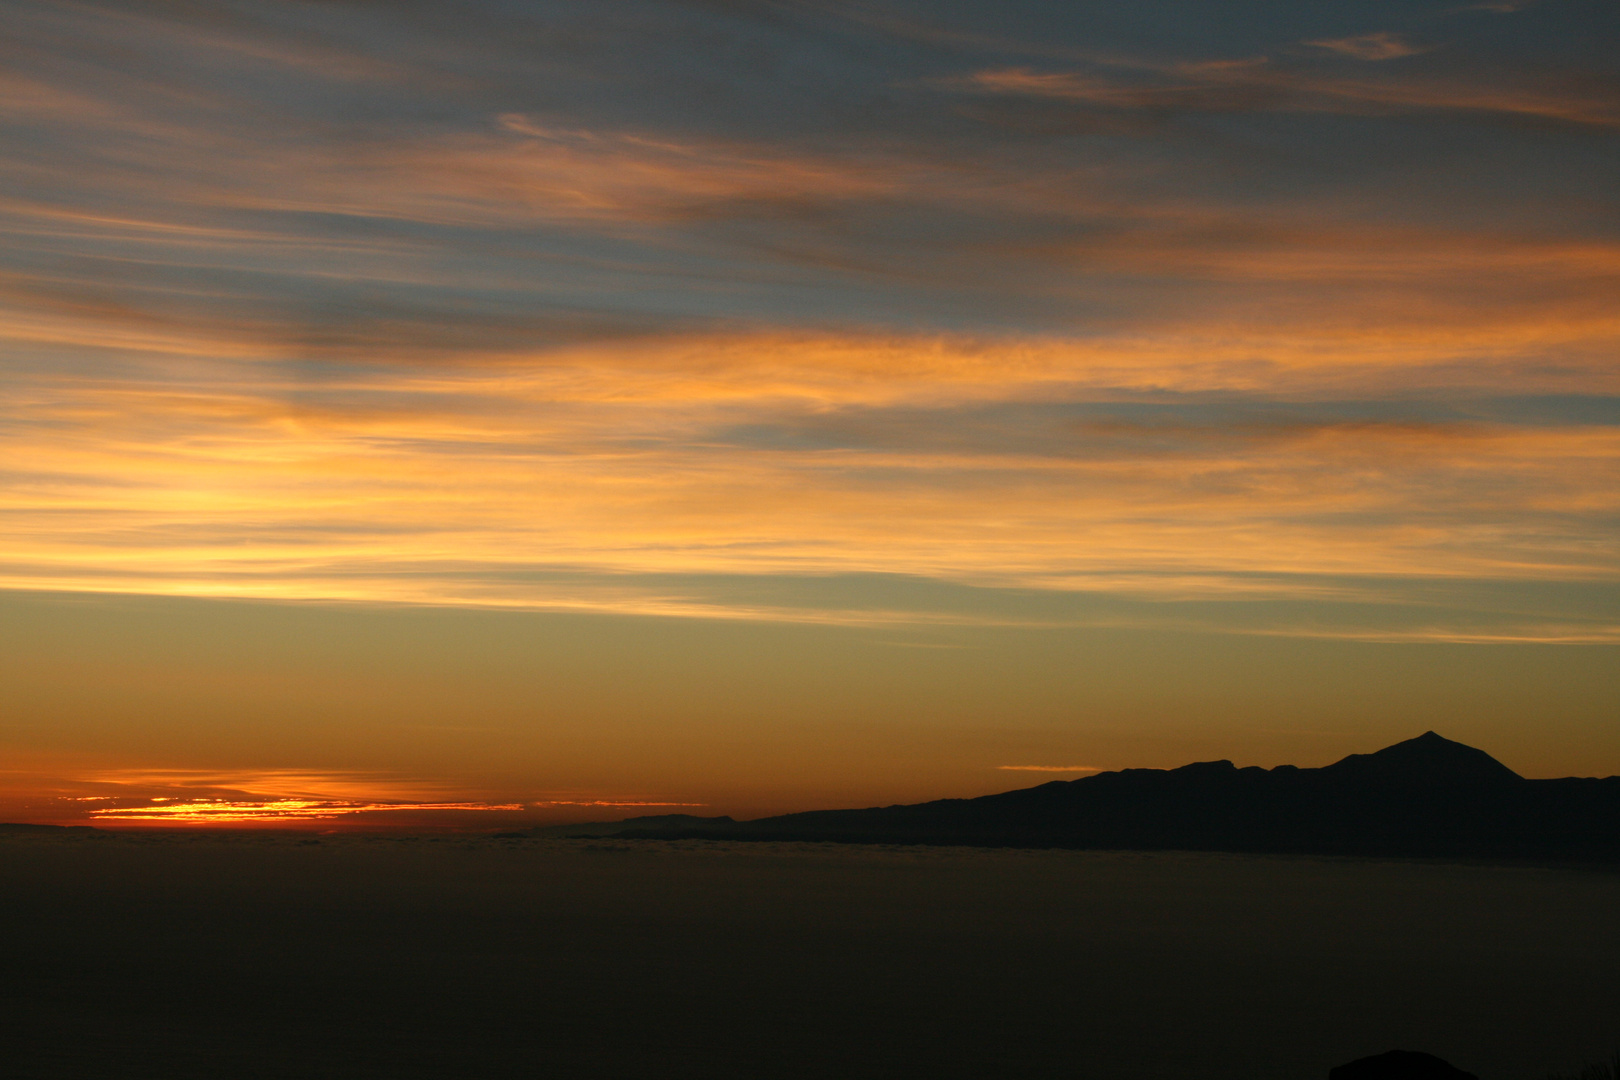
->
550, 733, 1620, 862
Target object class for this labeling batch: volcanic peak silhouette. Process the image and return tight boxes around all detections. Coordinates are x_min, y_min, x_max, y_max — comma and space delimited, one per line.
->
1321, 731, 1522, 788
584, 733, 1619, 862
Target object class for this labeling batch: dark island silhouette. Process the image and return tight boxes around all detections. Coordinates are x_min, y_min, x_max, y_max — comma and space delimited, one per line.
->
550, 733, 1620, 861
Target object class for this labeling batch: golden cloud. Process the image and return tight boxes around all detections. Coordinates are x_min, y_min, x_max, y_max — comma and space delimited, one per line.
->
8, 767, 705, 826
3, 325, 1616, 631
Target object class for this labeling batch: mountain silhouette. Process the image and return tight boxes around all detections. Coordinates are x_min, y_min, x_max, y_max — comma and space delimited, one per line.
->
587, 733, 1620, 862
1321, 731, 1522, 788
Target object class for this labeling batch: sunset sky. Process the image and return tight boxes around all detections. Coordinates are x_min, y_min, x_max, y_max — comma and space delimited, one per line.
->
2, 0, 1616, 827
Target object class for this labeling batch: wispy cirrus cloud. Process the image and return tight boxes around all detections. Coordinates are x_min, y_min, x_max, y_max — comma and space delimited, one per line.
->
1304, 33, 1430, 62
4, 332, 1616, 638
0, 0, 1616, 647
952, 63, 1620, 127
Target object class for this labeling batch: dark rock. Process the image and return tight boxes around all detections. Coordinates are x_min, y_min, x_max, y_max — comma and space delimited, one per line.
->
1329, 1049, 1479, 1080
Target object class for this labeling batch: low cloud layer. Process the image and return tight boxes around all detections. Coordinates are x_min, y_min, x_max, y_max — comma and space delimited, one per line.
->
3, 767, 700, 826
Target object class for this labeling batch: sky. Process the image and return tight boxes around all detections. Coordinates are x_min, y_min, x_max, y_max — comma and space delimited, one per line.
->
1, 0, 1616, 827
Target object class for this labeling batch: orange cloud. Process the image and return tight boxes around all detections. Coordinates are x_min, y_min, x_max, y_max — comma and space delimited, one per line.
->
72, 768, 462, 802
3, 338, 1615, 635
1304, 33, 1430, 61
2, 767, 708, 828
88, 799, 525, 824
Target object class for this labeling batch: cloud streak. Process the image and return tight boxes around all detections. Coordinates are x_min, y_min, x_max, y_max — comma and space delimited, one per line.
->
954, 64, 1620, 128
0, 0, 1616, 643
997, 765, 1102, 772
2, 766, 704, 827
1304, 33, 1430, 62
2, 322, 1617, 641
87, 799, 526, 824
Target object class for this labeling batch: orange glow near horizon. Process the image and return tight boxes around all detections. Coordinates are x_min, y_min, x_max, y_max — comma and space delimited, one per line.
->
87, 799, 526, 825
0, 766, 713, 829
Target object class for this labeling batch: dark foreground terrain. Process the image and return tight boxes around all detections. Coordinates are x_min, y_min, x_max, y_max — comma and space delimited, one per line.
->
1, 833, 1617, 1080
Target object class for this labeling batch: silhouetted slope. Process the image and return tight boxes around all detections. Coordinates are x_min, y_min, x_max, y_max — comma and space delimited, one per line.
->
1322, 730, 1523, 787
609, 733, 1620, 860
